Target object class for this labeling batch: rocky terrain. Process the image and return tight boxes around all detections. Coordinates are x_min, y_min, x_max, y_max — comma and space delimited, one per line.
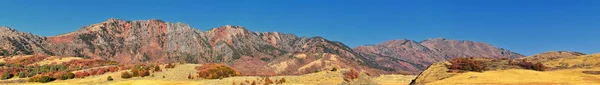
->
0, 18, 523, 76
353, 38, 524, 74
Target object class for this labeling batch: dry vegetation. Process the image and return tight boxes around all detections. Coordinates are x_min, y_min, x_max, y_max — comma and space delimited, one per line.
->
428, 68, 600, 85
0, 55, 417, 85
414, 53, 600, 85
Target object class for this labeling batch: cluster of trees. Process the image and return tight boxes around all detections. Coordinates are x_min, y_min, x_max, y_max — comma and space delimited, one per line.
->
27, 71, 75, 83
447, 57, 548, 73
120, 64, 162, 79
509, 60, 547, 71
448, 57, 486, 72
195, 63, 240, 79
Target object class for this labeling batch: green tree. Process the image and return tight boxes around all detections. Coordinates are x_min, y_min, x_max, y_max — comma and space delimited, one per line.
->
66, 73, 75, 79
1, 72, 14, 80
121, 72, 132, 79
107, 76, 113, 81
18, 72, 28, 78
38, 76, 55, 83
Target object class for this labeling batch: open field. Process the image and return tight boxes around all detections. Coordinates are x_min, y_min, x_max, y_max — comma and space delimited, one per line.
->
427, 68, 600, 85
1, 64, 415, 85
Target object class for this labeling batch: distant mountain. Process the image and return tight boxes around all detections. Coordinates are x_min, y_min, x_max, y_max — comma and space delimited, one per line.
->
0, 18, 378, 76
353, 38, 524, 74
0, 18, 524, 75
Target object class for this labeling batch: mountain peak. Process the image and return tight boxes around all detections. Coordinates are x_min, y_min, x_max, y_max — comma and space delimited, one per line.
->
0, 26, 22, 35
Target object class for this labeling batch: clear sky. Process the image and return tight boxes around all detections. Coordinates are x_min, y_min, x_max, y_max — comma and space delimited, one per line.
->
0, 0, 599, 55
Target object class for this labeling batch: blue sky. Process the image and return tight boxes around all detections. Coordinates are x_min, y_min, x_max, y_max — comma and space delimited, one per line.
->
0, 0, 599, 55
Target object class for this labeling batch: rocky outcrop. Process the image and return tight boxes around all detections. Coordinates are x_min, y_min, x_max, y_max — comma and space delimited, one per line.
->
354, 38, 524, 74
0, 26, 50, 56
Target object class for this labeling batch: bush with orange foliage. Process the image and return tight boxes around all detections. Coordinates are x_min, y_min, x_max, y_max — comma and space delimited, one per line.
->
165, 63, 176, 68
343, 69, 360, 82
195, 63, 241, 79
276, 78, 286, 84
448, 57, 486, 72
264, 77, 273, 84
516, 60, 547, 71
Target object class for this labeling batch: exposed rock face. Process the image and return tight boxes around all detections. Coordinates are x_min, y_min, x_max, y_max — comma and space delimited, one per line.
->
0, 18, 372, 75
353, 38, 524, 74
0, 18, 524, 76
0, 26, 50, 56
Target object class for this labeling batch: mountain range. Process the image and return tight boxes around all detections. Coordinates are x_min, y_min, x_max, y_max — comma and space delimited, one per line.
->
0, 18, 524, 75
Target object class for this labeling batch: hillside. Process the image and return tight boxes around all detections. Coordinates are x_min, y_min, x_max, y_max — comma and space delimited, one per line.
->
353, 38, 524, 74
0, 18, 380, 76
411, 52, 600, 85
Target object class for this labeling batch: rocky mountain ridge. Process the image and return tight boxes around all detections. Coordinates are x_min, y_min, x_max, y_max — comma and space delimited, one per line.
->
353, 38, 524, 73
0, 18, 524, 75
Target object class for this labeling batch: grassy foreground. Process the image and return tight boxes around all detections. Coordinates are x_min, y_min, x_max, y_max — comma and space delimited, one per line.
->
4, 64, 414, 85
428, 68, 600, 85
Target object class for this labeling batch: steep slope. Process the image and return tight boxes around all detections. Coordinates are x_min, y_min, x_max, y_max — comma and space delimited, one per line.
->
0, 18, 378, 75
354, 38, 524, 74
0, 26, 51, 56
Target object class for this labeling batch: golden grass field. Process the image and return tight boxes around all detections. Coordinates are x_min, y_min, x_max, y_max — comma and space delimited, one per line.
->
1, 63, 415, 85
427, 68, 600, 85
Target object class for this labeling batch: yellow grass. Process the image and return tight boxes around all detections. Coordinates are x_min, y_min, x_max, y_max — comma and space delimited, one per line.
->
428, 68, 600, 85
544, 53, 600, 68
374, 75, 416, 85
0, 63, 415, 85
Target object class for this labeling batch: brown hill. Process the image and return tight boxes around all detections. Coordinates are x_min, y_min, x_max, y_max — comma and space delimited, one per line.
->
519, 51, 585, 63
353, 38, 524, 74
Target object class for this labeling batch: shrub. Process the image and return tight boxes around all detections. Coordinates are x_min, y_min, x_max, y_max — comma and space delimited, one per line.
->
331, 67, 338, 71
1, 72, 14, 80
277, 78, 286, 84
38, 76, 55, 83
264, 77, 273, 84
343, 69, 359, 81
121, 72, 132, 79
66, 73, 75, 79
18, 72, 27, 78
166, 63, 176, 68
154, 65, 161, 72
59, 74, 68, 80
448, 57, 486, 72
107, 76, 113, 81
131, 69, 139, 77
195, 63, 241, 79
517, 60, 546, 71
139, 70, 150, 77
